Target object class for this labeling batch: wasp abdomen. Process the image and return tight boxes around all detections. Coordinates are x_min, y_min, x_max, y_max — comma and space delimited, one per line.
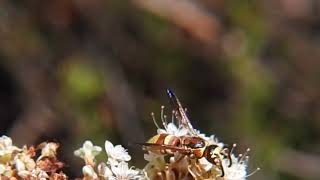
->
147, 134, 182, 154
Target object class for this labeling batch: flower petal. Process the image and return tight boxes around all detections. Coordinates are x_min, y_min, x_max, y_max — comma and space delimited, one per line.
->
105, 140, 114, 155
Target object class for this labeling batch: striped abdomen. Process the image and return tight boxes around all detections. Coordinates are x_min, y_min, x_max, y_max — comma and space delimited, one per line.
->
147, 134, 181, 154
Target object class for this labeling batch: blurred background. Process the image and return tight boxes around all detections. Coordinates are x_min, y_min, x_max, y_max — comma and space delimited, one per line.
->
0, 0, 320, 179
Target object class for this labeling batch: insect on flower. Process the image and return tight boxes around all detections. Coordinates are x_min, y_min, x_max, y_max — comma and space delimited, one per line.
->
141, 89, 234, 177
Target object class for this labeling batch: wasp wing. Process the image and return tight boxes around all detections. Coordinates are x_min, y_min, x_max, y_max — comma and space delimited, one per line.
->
139, 142, 192, 154
166, 89, 198, 135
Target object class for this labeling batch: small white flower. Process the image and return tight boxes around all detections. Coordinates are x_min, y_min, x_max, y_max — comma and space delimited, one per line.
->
37, 142, 59, 161
97, 162, 116, 180
0, 135, 20, 163
0, 164, 5, 174
14, 151, 36, 178
18, 170, 31, 178
83, 165, 98, 179
111, 161, 141, 180
0, 164, 13, 177
15, 153, 36, 170
31, 168, 49, 179
105, 140, 131, 165
0, 136, 13, 148
15, 158, 26, 172
157, 123, 188, 136
144, 152, 161, 162
223, 154, 248, 180
74, 140, 102, 164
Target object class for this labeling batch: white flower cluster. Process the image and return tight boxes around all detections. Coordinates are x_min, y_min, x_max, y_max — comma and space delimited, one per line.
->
0, 135, 66, 179
144, 122, 256, 180
74, 140, 147, 180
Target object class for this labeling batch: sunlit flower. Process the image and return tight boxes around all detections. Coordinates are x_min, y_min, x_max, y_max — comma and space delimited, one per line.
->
74, 140, 102, 165
143, 151, 167, 177
97, 162, 115, 180
0, 164, 13, 177
14, 151, 36, 178
0, 135, 20, 163
31, 167, 50, 179
105, 140, 131, 165
110, 161, 142, 180
82, 165, 98, 179
0, 135, 15, 149
0, 164, 6, 174
37, 142, 59, 161
157, 123, 188, 136
223, 154, 248, 180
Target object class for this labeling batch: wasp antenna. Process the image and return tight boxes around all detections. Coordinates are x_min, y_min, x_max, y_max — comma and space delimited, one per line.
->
166, 89, 180, 107
222, 147, 233, 168
151, 112, 161, 130
166, 88, 174, 98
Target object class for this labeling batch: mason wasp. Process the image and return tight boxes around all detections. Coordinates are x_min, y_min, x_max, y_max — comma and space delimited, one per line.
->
141, 89, 233, 177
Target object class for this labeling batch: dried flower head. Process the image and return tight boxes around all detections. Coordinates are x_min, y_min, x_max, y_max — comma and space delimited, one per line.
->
37, 142, 60, 161
0, 135, 66, 179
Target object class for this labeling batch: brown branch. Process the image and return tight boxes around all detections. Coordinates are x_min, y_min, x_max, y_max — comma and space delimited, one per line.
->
132, 0, 221, 44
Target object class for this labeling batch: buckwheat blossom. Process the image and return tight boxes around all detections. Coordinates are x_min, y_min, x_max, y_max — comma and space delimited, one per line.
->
97, 162, 114, 179
105, 140, 131, 165
31, 167, 50, 179
144, 152, 164, 164
143, 151, 166, 177
14, 149, 36, 178
37, 142, 59, 161
0, 135, 66, 179
0, 135, 20, 163
157, 122, 188, 136
74, 140, 102, 165
75, 140, 147, 180
223, 153, 260, 180
0, 163, 13, 177
110, 161, 142, 180
0, 135, 18, 151
83, 165, 99, 179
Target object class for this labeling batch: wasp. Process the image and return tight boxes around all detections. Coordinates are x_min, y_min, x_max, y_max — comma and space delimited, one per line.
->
141, 89, 233, 177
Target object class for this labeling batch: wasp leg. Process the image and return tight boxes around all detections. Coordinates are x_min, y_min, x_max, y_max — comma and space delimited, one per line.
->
223, 148, 232, 167
213, 157, 225, 177
188, 164, 202, 179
